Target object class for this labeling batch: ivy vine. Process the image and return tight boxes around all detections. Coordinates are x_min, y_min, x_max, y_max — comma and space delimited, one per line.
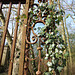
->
28, 2, 69, 75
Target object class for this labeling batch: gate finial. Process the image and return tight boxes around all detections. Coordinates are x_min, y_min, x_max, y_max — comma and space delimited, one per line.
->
36, 70, 41, 75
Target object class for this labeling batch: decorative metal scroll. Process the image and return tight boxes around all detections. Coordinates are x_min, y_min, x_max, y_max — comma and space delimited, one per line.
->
0, 0, 50, 75
25, 1, 49, 75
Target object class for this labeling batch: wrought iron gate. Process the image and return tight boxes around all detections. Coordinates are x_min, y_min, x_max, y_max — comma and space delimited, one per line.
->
0, 0, 53, 75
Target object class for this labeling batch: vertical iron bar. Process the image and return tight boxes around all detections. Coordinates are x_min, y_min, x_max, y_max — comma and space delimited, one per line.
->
0, 2, 2, 9
0, 2, 12, 65
18, 0, 30, 75
36, 1, 42, 75
38, 38, 41, 71
0, 2, 2, 47
8, 2, 21, 75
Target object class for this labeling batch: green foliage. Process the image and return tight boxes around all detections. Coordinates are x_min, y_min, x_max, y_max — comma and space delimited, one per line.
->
45, 39, 51, 44
21, 14, 26, 18
66, 14, 70, 19
44, 72, 51, 75
27, 2, 68, 75
15, 14, 26, 25
64, 51, 69, 58
15, 16, 20, 22
55, 53, 62, 58
16, 48, 20, 51
57, 66, 63, 72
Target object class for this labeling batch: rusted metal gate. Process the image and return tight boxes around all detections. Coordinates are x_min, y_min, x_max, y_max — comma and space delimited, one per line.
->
0, 0, 49, 75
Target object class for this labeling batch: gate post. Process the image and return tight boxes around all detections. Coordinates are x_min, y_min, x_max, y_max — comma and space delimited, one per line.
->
18, 0, 30, 75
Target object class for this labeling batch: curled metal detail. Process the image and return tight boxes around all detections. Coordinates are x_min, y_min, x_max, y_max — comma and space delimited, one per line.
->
26, 20, 45, 44
26, 35, 38, 44
32, 20, 45, 37
32, 3, 39, 7
27, 56, 39, 61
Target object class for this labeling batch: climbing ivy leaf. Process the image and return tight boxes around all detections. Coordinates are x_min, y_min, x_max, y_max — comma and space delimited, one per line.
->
21, 14, 26, 18
44, 72, 51, 75
15, 16, 20, 22
30, 14, 33, 18
57, 66, 63, 72
66, 14, 70, 19
45, 39, 51, 44
64, 51, 69, 57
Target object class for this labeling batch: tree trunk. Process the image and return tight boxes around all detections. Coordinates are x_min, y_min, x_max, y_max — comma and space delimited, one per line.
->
58, 0, 67, 75
64, 15, 72, 75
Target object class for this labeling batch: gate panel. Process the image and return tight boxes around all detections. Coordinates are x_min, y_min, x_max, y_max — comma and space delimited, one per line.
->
0, 2, 12, 65
8, 2, 21, 75
0, 0, 67, 75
